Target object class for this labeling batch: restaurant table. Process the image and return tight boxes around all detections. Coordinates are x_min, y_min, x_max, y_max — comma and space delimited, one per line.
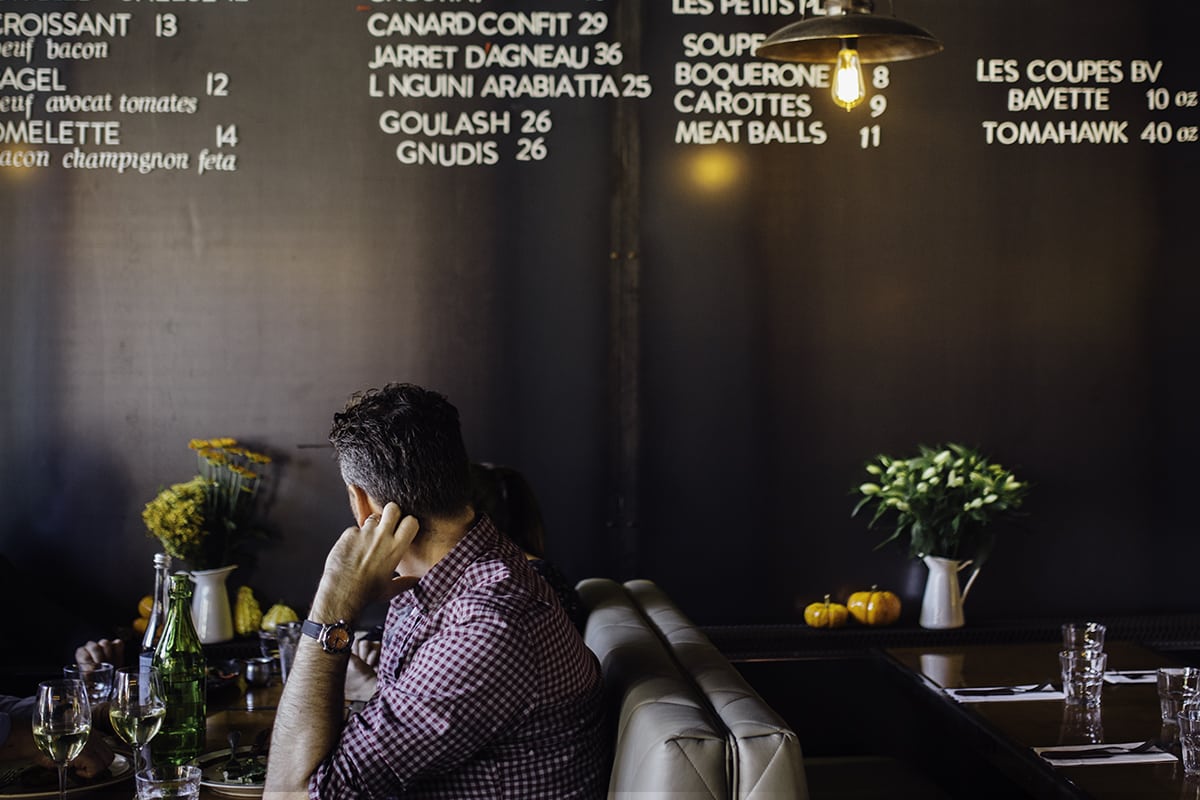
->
196, 681, 281, 799
883, 641, 1200, 800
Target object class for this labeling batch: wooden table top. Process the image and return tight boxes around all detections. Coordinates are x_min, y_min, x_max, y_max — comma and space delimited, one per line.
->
885, 641, 1200, 800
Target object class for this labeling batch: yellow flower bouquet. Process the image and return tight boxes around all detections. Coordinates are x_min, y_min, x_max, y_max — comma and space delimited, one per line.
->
143, 438, 272, 569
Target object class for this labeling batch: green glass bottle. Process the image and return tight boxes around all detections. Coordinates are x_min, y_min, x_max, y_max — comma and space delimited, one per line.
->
150, 573, 206, 766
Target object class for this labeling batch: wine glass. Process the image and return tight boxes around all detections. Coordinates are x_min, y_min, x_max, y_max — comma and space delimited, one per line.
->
109, 666, 167, 777
33, 679, 92, 800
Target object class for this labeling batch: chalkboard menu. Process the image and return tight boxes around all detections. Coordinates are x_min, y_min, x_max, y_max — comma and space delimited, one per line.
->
0, 0, 651, 169
3, 0, 1199, 633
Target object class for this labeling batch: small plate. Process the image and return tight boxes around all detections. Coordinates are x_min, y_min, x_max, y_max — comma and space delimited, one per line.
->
196, 747, 266, 799
0, 754, 131, 799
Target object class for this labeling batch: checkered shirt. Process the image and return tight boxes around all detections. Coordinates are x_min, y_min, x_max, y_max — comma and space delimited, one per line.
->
310, 514, 610, 799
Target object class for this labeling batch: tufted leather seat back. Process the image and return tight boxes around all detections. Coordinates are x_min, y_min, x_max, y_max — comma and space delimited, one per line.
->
578, 578, 729, 798
625, 579, 810, 800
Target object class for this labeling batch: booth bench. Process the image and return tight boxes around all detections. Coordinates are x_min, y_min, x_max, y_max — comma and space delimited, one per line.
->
578, 578, 809, 799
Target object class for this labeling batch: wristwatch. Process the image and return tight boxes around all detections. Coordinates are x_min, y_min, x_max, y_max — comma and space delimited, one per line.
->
300, 619, 354, 654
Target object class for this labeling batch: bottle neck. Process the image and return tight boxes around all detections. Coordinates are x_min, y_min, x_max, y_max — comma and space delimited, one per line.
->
155, 574, 203, 658
142, 559, 172, 652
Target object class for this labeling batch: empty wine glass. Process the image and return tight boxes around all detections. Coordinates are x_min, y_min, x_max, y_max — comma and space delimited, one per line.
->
33, 679, 92, 800
63, 662, 115, 708
109, 666, 167, 777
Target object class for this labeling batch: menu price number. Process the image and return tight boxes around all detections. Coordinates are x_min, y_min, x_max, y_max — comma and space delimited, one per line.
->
578, 12, 608, 36
594, 42, 623, 67
1140, 121, 1199, 144
859, 124, 880, 148
1146, 88, 1199, 110
156, 14, 177, 38
516, 109, 551, 162
206, 73, 230, 97
515, 137, 546, 161
856, 69, 890, 149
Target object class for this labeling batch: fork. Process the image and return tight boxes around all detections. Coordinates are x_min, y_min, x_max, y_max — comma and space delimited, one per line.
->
224, 730, 242, 775
0, 765, 31, 790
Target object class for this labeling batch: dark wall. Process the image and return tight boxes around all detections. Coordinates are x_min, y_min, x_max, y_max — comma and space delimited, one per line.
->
640, 0, 1200, 623
2, 0, 1198, 673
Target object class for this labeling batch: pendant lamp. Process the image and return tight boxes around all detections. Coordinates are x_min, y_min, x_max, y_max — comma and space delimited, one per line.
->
756, 0, 942, 110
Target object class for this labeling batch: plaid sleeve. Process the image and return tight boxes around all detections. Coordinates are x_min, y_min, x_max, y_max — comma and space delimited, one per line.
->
310, 602, 538, 799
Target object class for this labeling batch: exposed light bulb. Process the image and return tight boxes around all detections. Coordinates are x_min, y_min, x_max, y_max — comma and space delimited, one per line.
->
831, 43, 866, 110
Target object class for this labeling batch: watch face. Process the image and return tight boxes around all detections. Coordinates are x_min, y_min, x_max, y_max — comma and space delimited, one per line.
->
324, 625, 353, 652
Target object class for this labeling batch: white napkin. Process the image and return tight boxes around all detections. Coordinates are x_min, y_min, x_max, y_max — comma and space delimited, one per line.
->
945, 684, 1065, 703
1034, 741, 1176, 766
1103, 670, 1158, 685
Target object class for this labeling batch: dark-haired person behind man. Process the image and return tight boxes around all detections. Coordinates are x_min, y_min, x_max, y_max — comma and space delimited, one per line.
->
265, 383, 609, 799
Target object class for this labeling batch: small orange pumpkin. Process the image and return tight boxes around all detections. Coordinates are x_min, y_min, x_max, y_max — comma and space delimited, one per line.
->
804, 594, 849, 628
847, 585, 902, 626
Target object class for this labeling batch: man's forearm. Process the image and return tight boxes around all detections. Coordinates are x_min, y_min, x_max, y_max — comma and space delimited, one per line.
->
264, 637, 351, 797
264, 505, 414, 797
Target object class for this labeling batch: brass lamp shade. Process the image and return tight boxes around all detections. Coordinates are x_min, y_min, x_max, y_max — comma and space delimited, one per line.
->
756, 2, 942, 64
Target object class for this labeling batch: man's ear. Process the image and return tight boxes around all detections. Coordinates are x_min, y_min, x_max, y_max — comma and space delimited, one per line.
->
347, 485, 379, 527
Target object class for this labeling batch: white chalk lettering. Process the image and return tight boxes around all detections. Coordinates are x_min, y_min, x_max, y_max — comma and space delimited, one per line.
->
981, 119, 1129, 145
0, 119, 119, 146
62, 148, 189, 174
1024, 59, 1123, 84
0, 68, 66, 92
45, 94, 114, 113
675, 61, 828, 91
0, 148, 49, 168
369, 72, 474, 99
45, 39, 109, 60
395, 140, 500, 166
367, 11, 572, 38
368, 44, 459, 70
675, 119, 743, 144
681, 31, 765, 58
0, 13, 132, 38
480, 73, 623, 99
1007, 86, 1110, 112
673, 89, 812, 117
464, 44, 588, 70
746, 119, 826, 144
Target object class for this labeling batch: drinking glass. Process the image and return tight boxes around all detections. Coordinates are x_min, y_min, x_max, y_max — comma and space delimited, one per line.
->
1060, 649, 1107, 707
1157, 667, 1200, 724
1181, 707, 1200, 778
63, 662, 115, 708
276, 621, 302, 684
110, 666, 167, 777
1061, 622, 1106, 653
135, 765, 202, 799
33, 679, 92, 800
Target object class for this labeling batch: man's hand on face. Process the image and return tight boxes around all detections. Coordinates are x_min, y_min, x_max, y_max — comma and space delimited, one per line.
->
314, 503, 420, 621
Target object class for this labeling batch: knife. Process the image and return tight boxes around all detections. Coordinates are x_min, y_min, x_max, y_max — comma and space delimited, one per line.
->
953, 683, 1056, 697
1040, 742, 1162, 760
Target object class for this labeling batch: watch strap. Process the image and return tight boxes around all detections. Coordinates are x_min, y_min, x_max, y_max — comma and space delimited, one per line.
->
300, 618, 324, 641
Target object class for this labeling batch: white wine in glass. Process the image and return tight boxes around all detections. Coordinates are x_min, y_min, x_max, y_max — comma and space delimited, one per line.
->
33, 679, 92, 800
109, 666, 167, 776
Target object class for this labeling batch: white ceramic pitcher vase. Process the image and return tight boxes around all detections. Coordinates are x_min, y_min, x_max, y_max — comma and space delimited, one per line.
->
919, 555, 981, 630
190, 564, 237, 643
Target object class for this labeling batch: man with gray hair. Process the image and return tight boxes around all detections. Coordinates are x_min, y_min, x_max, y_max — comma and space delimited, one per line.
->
265, 383, 609, 799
